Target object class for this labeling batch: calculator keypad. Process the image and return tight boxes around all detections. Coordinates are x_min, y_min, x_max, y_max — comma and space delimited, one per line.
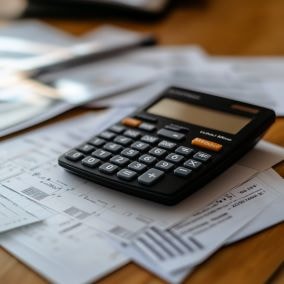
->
62, 118, 216, 189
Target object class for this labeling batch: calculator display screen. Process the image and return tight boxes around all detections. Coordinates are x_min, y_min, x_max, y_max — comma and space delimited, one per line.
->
147, 98, 251, 134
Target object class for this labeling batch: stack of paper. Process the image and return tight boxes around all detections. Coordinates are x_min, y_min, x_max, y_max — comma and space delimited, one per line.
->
0, 20, 283, 284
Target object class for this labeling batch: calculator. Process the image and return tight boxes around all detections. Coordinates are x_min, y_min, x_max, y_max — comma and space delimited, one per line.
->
58, 87, 275, 205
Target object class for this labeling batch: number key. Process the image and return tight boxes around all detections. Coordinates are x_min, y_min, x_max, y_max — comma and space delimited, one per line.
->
155, 160, 174, 172
81, 156, 100, 168
110, 155, 129, 166
149, 147, 166, 157
103, 142, 123, 154
114, 136, 132, 146
65, 150, 84, 161
165, 153, 184, 164
128, 161, 146, 172
139, 154, 157, 165
121, 148, 139, 159
131, 141, 150, 152
99, 163, 118, 174
92, 149, 111, 160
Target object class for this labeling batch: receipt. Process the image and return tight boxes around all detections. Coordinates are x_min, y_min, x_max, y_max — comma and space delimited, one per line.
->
122, 170, 282, 282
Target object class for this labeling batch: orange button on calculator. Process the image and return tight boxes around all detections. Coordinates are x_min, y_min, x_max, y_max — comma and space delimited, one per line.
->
192, 138, 223, 152
121, 117, 142, 128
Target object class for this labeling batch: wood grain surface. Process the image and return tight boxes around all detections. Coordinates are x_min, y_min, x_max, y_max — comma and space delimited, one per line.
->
0, 0, 283, 283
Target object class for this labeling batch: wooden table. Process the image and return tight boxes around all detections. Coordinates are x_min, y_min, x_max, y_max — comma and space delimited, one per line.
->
0, 0, 284, 283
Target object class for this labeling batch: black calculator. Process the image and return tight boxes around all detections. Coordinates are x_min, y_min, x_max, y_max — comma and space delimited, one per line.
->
58, 87, 275, 205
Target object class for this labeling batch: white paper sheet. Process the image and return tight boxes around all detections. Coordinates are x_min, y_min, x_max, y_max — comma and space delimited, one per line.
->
226, 169, 284, 243
0, 213, 129, 284
122, 170, 283, 283
0, 185, 52, 233
88, 44, 284, 115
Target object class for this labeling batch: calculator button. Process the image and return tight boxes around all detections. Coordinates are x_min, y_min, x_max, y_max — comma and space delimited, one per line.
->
164, 125, 181, 132
117, 169, 137, 181
99, 131, 115, 140
92, 149, 112, 160
138, 168, 164, 186
65, 150, 84, 161
165, 153, 184, 164
77, 144, 95, 154
128, 161, 147, 172
165, 124, 190, 133
89, 137, 105, 147
139, 154, 157, 165
103, 142, 123, 154
110, 125, 126, 134
121, 148, 139, 159
81, 156, 100, 168
141, 135, 159, 145
155, 160, 174, 172
135, 114, 157, 123
193, 151, 212, 162
122, 117, 142, 128
174, 167, 192, 177
158, 140, 176, 150
175, 146, 194, 156
114, 136, 132, 146
99, 163, 118, 174
157, 129, 185, 141
149, 147, 166, 157
139, 123, 156, 132
184, 159, 202, 169
110, 155, 129, 166
192, 137, 223, 152
131, 141, 150, 152
124, 129, 141, 139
